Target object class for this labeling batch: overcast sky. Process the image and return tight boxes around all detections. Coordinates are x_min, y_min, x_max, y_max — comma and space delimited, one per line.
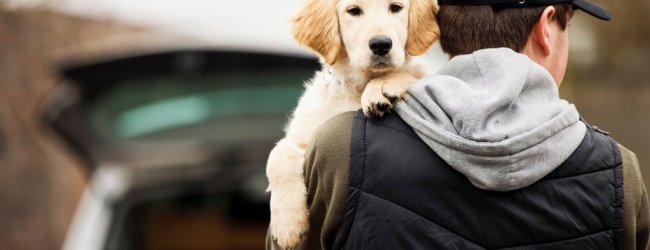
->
6, 0, 450, 69
8, 0, 309, 54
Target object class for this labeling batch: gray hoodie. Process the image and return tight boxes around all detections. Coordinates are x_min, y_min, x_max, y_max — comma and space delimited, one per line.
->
395, 48, 587, 192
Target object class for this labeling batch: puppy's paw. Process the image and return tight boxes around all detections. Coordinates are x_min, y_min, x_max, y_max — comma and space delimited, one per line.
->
361, 71, 417, 118
269, 185, 309, 249
361, 80, 392, 118
381, 79, 408, 104
269, 179, 309, 249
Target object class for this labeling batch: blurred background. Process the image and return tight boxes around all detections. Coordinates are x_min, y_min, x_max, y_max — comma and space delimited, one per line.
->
0, 0, 648, 249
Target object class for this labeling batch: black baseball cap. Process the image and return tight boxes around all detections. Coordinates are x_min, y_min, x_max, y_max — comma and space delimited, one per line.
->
437, 0, 611, 20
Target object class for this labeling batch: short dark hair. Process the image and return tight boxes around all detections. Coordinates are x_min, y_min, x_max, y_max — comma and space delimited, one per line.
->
437, 4, 573, 56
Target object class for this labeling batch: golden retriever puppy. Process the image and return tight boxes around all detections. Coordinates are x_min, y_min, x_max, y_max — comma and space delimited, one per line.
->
267, 0, 439, 248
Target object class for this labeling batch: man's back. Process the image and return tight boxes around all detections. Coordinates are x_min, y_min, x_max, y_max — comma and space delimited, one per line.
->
292, 110, 648, 249
339, 111, 622, 249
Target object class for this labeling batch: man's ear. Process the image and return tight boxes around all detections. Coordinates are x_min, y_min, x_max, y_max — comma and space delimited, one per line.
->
406, 0, 440, 56
533, 6, 556, 56
292, 0, 341, 65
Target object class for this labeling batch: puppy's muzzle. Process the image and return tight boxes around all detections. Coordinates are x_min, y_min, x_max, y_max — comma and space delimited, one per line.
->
369, 36, 392, 56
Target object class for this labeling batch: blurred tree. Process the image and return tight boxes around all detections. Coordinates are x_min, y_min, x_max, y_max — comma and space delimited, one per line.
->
0, 5, 200, 249
0, 7, 147, 250
0, 113, 6, 159
0, 8, 84, 250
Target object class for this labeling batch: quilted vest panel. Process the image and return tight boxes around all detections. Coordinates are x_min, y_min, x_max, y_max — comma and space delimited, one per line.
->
334, 111, 623, 250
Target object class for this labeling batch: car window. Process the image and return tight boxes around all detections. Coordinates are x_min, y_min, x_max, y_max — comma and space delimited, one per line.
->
91, 69, 311, 142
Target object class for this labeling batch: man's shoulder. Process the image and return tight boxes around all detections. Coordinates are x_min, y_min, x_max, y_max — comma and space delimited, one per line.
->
304, 111, 355, 186
619, 143, 645, 218
312, 111, 357, 149
619, 144, 638, 160
619, 144, 642, 183
618, 144, 650, 250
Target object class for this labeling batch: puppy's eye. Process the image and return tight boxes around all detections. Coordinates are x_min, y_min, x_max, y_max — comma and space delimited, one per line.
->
347, 6, 362, 16
390, 4, 403, 13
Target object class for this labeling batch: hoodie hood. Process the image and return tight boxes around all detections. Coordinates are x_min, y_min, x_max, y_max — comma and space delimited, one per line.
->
395, 48, 587, 192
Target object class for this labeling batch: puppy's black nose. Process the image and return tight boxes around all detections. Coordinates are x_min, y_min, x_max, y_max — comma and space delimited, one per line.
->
369, 36, 392, 56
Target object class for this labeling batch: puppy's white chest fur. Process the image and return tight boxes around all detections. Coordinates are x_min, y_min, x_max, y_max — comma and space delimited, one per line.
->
281, 66, 363, 150
311, 68, 364, 109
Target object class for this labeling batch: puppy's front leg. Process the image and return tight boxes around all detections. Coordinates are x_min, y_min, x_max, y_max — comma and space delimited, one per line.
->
361, 70, 418, 117
267, 137, 309, 249
267, 76, 350, 249
267, 105, 317, 248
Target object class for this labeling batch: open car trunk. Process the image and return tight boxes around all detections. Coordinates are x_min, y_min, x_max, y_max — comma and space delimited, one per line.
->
43, 49, 318, 250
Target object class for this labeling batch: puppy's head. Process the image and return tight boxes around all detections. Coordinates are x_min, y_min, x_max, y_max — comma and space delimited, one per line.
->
293, 0, 439, 72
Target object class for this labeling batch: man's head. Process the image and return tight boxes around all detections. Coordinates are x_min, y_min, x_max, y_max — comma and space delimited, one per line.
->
437, 4, 573, 56
436, 0, 610, 85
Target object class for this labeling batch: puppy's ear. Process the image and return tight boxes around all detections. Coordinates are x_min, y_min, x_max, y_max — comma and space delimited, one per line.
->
292, 0, 341, 65
406, 0, 440, 56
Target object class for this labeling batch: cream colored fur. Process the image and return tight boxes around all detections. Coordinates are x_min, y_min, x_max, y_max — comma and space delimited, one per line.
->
267, 0, 439, 248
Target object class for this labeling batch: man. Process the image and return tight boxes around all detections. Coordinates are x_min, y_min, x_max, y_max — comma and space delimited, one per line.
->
267, 0, 650, 249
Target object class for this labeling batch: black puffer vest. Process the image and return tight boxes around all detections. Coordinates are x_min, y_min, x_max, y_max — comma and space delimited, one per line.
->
333, 111, 623, 250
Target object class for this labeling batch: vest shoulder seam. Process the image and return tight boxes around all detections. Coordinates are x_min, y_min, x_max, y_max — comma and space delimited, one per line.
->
539, 164, 617, 182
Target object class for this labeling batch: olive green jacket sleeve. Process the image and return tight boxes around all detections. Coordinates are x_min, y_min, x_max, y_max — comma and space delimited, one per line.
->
267, 112, 355, 250
621, 145, 650, 250
267, 113, 650, 250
